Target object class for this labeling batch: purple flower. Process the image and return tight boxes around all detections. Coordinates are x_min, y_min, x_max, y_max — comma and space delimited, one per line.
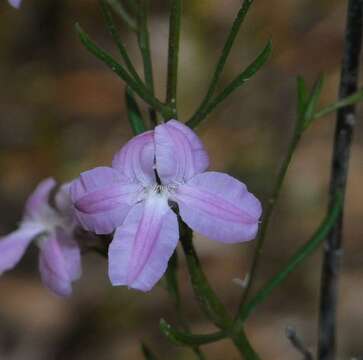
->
8, 0, 22, 8
71, 120, 262, 292
0, 178, 81, 297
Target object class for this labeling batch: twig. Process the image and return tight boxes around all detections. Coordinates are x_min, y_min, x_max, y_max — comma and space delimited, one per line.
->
179, 221, 260, 359
318, 1, 363, 359
236, 131, 302, 315
166, 0, 182, 118
286, 326, 314, 360
106, 0, 137, 32
187, 0, 254, 128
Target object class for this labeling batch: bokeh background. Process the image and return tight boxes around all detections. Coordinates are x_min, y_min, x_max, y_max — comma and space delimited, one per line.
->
0, 0, 362, 359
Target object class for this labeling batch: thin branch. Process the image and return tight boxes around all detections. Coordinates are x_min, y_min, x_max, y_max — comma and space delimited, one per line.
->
164, 251, 206, 360
187, 0, 254, 128
234, 194, 342, 327
100, 0, 142, 84
236, 130, 302, 316
136, 0, 162, 124
166, 0, 182, 117
106, 0, 137, 32
76, 24, 172, 118
179, 221, 260, 359
318, 1, 363, 359
286, 326, 314, 360
136, 1, 154, 92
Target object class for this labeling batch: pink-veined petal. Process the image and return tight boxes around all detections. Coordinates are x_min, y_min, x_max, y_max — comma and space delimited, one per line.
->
112, 131, 155, 186
108, 194, 179, 292
167, 120, 209, 174
56, 228, 82, 282
39, 233, 74, 297
70, 167, 140, 234
173, 172, 262, 243
0, 224, 44, 274
24, 178, 56, 220
155, 120, 209, 184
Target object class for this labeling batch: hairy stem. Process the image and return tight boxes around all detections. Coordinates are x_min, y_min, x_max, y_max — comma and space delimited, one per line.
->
318, 1, 363, 359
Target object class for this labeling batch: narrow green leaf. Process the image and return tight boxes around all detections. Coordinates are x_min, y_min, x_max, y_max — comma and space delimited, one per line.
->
187, 40, 272, 128
76, 23, 131, 83
187, 0, 255, 128
125, 87, 146, 135
100, 0, 142, 84
159, 319, 226, 346
75, 23, 170, 117
302, 74, 324, 130
314, 87, 363, 119
105, 0, 137, 31
141, 342, 158, 360
296, 76, 308, 118
136, 0, 154, 94
237, 192, 343, 324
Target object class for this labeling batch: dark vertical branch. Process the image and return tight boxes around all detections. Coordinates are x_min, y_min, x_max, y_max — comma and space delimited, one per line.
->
318, 1, 363, 359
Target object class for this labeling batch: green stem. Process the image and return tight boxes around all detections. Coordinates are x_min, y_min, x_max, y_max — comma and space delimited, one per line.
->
106, 0, 137, 31
236, 130, 302, 315
100, 0, 143, 84
234, 193, 342, 331
187, 40, 271, 128
160, 319, 225, 346
76, 24, 172, 118
233, 331, 261, 360
187, 0, 254, 127
137, 0, 155, 94
136, 0, 162, 124
166, 0, 182, 117
314, 87, 363, 120
179, 222, 260, 359
180, 224, 231, 329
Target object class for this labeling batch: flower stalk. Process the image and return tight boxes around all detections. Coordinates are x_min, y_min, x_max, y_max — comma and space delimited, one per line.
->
179, 221, 260, 359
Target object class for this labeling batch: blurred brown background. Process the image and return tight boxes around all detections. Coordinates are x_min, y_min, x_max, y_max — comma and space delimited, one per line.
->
0, 0, 362, 359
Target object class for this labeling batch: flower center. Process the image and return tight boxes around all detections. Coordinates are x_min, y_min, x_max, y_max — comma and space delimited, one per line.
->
150, 183, 178, 195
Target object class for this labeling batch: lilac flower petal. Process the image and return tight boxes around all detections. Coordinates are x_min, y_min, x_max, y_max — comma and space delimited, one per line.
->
56, 228, 82, 282
70, 167, 140, 234
155, 120, 209, 184
112, 131, 155, 186
173, 172, 262, 243
0, 225, 44, 274
167, 120, 209, 174
24, 178, 56, 220
8, 0, 22, 8
108, 195, 179, 292
38, 234, 73, 297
